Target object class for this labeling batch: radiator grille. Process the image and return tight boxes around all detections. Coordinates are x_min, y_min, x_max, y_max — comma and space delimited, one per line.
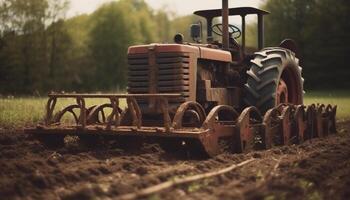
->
127, 52, 190, 104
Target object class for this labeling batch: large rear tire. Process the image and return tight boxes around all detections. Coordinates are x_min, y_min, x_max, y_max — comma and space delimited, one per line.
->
244, 47, 304, 113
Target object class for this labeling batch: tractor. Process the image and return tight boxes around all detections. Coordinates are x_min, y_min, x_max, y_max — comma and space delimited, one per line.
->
25, 0, 337, 157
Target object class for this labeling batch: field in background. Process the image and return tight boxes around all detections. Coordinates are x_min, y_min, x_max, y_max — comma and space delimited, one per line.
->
0, 91, 349, 129
0, 97, 126, 129
304, 90, 350, 121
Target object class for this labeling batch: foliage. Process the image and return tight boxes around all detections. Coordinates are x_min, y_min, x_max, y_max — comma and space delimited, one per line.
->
0, 0, 349, 94
261, 0, 350, 89
0, 0, 203, 94
0, 0, 71, 94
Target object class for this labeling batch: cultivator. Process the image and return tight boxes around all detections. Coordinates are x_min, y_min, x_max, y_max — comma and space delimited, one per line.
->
25, 93, 337, 157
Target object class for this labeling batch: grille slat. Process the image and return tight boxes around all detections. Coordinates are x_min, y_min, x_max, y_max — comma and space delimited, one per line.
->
158, 63, 189, 69
129, 65, 149, 71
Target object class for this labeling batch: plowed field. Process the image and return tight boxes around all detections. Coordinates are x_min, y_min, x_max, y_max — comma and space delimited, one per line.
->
0, 122, 349, 200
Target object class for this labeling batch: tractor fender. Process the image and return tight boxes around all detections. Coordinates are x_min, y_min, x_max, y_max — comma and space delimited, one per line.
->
279, 39, 300, 58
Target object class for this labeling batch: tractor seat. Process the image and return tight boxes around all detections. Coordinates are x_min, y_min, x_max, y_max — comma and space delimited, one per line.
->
229, 37, 243, 61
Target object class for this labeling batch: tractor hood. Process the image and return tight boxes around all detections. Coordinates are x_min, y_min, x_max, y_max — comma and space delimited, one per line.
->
128, 44, 232, 63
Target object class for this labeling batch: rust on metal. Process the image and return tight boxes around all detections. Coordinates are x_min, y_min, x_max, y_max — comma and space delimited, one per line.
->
148, 47, 157, 109
45, 97, 57, 126
28, 91, 338, 157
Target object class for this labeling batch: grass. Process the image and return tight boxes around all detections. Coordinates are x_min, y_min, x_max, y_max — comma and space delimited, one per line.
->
0, 90, 349, 129
304, 90, 350, 121
0, 97, 126, 129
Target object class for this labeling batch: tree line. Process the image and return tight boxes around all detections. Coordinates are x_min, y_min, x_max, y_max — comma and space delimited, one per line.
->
0, 0, 349, 95
0, 0, 199, 95
262, 0, 350, 89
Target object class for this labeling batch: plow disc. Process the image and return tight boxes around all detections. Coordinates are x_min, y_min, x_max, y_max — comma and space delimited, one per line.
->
25, 93, 337, 157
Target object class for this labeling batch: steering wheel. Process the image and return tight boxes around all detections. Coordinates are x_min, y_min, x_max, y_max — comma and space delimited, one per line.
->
212, 24, 241, 39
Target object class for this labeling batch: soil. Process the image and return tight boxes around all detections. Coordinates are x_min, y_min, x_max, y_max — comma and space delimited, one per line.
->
0, 121, 350, 200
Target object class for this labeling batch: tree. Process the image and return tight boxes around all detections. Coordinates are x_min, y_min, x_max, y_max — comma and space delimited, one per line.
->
88, 1, 140, 90
0, 0, 70, 94
261, 0, 350, 89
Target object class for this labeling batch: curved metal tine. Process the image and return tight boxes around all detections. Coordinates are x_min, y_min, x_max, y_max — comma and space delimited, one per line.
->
101, 110, 106, 123
305, 105, 317, 140
76, 97, 86, 128
87, 104, 110, 124
316, 104, 326, 137
172, 101, 206, 129
293, 105, 306, 143
68, 109, 79, 124
86, 104, 100, 124
54, 104, 80, 125
203, 105, 239, 129
127, 98, 137, 127
45, 97, 57, 125
130, 97, 142, 128
126, 97, 142, 128
263, 107, 282, 148
326, 104, 337, 133
201, 105, 239, 156
280, 106, 294, 145
106, 98, 120, 129
237, 107, 263, 153
159, 97, 171, 131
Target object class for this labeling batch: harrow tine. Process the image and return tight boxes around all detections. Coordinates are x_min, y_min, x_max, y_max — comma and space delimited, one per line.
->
87, 103, 123, 125
76, 97, 86, 128
280, 105, 293, 145
305, 104, 317, 139
54, 104, 86, 125
326, 104, 337, 133
45, 97, 57, 125
201, 105, 238, 156
236, 106, 264, 152
316, 104, 326, 137
173, 101, 206, 129
293, 105, 307, 143
263, 107, 281, 148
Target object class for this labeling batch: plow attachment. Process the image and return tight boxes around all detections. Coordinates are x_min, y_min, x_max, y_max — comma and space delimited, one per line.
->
25, 93, 337, 157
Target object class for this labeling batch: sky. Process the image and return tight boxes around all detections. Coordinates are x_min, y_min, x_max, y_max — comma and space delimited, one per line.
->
67, 0, 264, 17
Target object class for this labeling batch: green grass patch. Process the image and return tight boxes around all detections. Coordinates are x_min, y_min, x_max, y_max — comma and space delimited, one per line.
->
0, 97, 126, 129
304, 90, 350, 121
0, 90, 349, 129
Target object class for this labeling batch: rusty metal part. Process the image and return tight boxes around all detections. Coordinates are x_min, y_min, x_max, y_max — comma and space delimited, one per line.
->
27, 95, 337, 157
276, 79, 288, 104
45, 97, 57, 125
54, 105, 88, 125
172, 101, 206, 129
294, 105, 307, 143
236, 106, 264, 152
263, 107, 281, 148
327, 104, 337, 133
222, 0, 229, 49
305, 104, 317, 139
201, 105, 239, 156
87, 103, 123, 124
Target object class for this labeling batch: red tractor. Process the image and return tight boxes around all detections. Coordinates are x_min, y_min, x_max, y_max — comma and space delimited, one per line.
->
25, 0, 336, 157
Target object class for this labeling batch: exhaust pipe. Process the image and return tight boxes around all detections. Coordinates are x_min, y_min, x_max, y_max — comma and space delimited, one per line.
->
222, 0, 229, 49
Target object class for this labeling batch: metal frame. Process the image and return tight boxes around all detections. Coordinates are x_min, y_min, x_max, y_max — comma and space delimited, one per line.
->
194, 5, 269, 50
27, 93, 337, 157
